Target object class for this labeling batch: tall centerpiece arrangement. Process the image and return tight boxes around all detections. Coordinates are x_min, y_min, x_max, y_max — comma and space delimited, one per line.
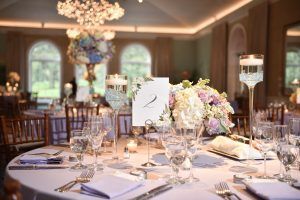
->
158, 79, 234, 184
67, 29, 114, 93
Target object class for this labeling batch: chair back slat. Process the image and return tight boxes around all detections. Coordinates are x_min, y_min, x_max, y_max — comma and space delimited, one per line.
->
230, 115, 249, 137
65, 104, 100, 141
255, 104, 285, 125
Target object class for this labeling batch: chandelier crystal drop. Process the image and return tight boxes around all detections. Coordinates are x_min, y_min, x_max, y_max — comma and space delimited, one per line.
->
57, 0, 125, 26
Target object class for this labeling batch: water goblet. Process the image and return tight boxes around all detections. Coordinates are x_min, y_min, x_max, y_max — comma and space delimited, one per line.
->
70, 130, 88, 170
278, 144, 299, 183
100, 112, 113, 154
273, 125, 288, 179
164, 124, 187, 185
289, 118, 300, 167
255, 121, 274, 179
87, 121, 105, 171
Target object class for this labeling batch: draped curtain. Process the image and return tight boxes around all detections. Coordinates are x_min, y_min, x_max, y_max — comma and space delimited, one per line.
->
210, 22, 228, 93
5, 31, 26, 89
153, 37, 172, 78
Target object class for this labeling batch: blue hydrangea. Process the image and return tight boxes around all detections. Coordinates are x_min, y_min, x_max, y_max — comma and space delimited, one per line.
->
88, 52, 102, 64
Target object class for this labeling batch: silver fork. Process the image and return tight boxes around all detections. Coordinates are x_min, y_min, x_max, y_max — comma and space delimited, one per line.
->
215, 183, 229, 199
219, 182, 242, 200
28, 150, 63, 156
55, 170, 94, 192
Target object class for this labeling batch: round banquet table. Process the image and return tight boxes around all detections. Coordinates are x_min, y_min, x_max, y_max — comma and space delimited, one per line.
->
5, 138, 300, 200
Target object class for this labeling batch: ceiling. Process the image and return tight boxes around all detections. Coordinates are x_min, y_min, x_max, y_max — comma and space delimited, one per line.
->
0, 0, 252, 35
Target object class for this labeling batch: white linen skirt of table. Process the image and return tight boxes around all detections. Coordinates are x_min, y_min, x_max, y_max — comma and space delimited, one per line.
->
5, 138, 299, 200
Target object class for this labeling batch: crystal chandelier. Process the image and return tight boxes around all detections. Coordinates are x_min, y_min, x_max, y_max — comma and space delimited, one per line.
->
57, 0, 125, 26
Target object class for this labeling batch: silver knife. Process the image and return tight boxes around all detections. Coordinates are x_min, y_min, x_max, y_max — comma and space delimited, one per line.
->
9, 165, 69, 170
130, 184, 172, 200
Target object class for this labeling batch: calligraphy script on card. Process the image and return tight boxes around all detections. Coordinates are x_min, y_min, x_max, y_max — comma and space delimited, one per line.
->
132, 78, 169, 126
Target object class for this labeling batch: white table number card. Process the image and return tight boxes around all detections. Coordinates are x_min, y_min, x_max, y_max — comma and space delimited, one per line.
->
132, 77, 169, 126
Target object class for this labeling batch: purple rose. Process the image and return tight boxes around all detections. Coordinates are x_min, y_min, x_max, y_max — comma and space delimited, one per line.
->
206, 118, 220, 134
198, 90, 211, 103
211, 94, 221, 105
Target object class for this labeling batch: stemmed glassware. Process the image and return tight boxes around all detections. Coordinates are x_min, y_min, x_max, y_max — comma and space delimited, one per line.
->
99, 112, 113, 154
164, 125, 187, 185
255, 122, 274, 179
273, 125, 288, 179
105, 74, 127, 163
182, 125, 199, 183
288, 118, 300, 166
87, 117, 105, 171
239, 54, 264, 169
277, 144, 299, 183
70, 130, 88, 170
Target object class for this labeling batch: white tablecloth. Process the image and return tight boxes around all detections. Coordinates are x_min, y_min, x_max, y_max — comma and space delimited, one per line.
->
5, 138, 300, 200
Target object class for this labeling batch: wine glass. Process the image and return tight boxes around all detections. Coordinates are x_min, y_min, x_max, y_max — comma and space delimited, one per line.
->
105, 74, 127, 163
182, 125, 199, 183
255, 121, 274, 179
164, 124, 187, 185
278, 144, 299, 183
70, 130, 88, 170
100, 112, 113, 154
239, 54, 264, 168
87, 120, 105, 171
289, 118, 300, 166
273, 125, 288, 179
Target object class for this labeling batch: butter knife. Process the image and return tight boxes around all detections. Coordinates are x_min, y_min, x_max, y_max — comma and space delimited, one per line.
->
130, 184, 172, 200
9, 165, 69, 170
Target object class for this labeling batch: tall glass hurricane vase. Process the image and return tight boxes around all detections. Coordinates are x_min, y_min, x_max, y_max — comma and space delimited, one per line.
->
239, 54, 264, 165
105, 74, 127, 163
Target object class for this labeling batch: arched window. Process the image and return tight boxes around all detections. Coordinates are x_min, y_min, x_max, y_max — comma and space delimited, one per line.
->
75, 64, 107, 95
28, 41, 61, 98
285, 48, 300, 90
121, 44, 151, 95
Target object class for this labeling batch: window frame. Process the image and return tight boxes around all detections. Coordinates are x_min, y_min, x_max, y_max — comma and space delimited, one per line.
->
28, 40, 62, 99
120, 43, 152, 76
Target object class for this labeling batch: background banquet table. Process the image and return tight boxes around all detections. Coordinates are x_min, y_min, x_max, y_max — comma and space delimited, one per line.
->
5, 138, 300, 200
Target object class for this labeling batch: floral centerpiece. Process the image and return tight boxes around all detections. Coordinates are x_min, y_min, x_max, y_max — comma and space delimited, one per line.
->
6, 71, 20, 93
160, 79, 234, 134
67, 29, 114, 89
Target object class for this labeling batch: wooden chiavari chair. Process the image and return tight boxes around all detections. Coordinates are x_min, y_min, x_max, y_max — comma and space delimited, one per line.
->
65, 104, 100, 141
255, 104, 285, 125
3, 178, 22, 200
17, 100, 31, 115
0, 114, 50, 161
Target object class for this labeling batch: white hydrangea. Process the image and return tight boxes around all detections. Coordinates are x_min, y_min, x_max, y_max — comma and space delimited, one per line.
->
172, 87, 204, 128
